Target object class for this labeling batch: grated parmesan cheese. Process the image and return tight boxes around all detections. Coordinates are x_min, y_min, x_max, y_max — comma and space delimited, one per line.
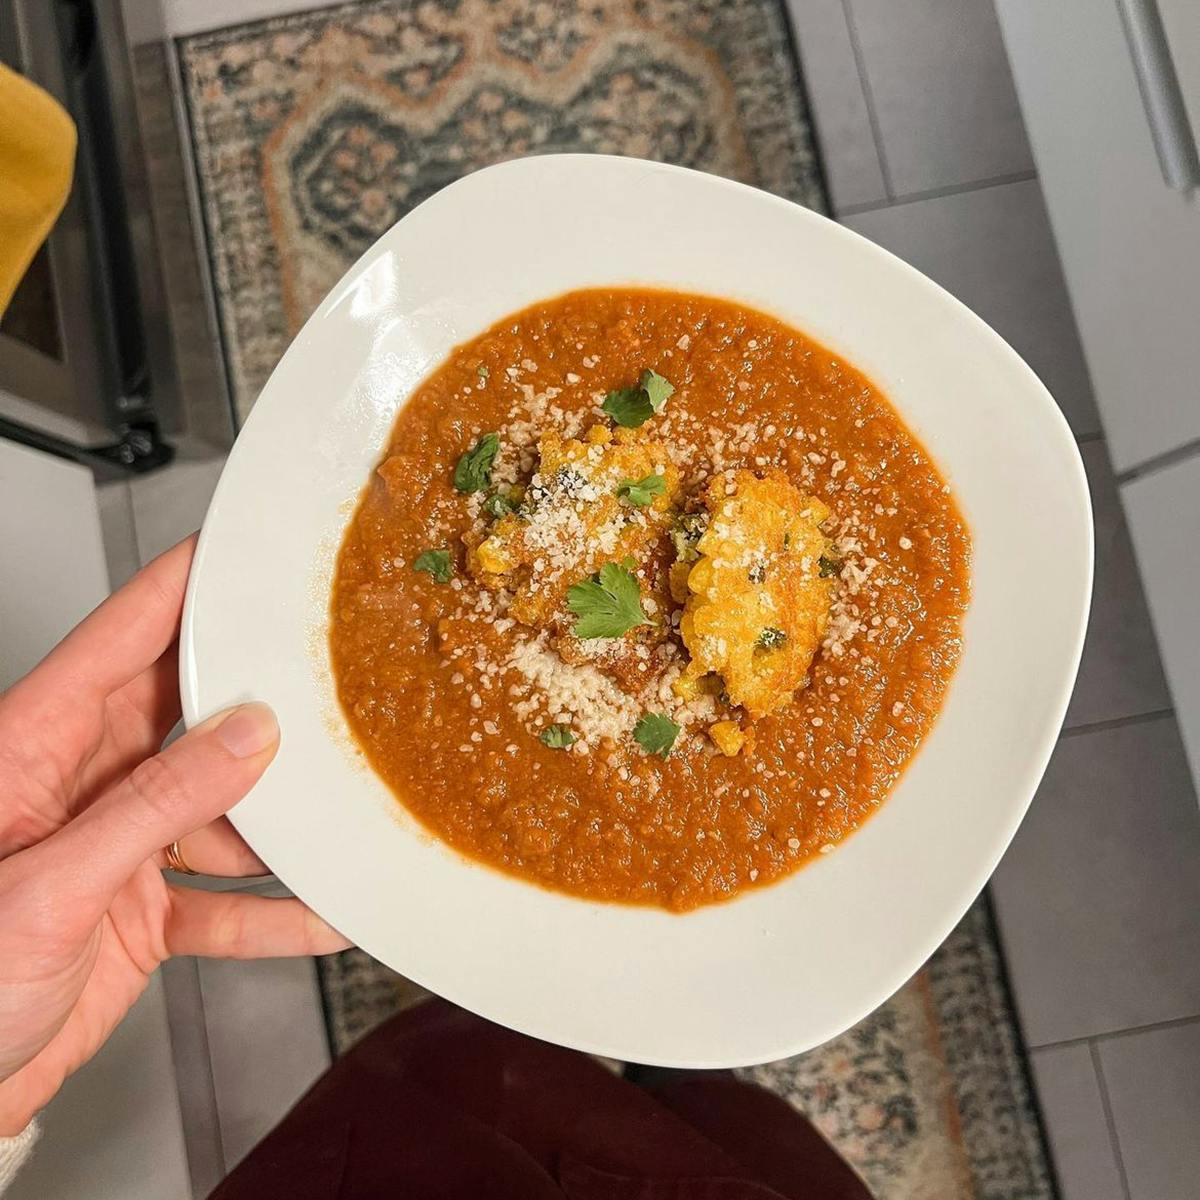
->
507, 635, 641, 746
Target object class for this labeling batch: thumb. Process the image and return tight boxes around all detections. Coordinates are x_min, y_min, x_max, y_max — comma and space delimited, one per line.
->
40, 702, 279, 911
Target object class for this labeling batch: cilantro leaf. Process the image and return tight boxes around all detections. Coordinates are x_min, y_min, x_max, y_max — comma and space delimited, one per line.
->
484, 491, 516, 519
476, 364, 489, 379
617, 473, 666, 507
602, 386, 653, 428
640, 369, 675, 412
539, 724, 576, 749
566, 562, 647, 639
601, 368, 675, 428
453, 433, 500, 493
818, 555, 842, 579
633, 713, 681, 758
756, 627, 787, 650
413, 549, 452, 583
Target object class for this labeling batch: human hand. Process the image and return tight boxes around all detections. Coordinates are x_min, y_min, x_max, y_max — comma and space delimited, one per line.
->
0, 536, 348, 1134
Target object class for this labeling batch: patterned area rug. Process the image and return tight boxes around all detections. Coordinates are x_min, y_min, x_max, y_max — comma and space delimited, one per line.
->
180, 0, 823, 421
179, 5, 1054, 1197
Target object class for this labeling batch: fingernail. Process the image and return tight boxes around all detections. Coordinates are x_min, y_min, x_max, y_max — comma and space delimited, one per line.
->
216, 702, 279, 759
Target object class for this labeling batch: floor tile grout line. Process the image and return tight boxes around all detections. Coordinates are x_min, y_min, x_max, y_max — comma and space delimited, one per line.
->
1116, 433, 1200, 486
838, 168, 1039, 216
162, 957, 226, 1196
129, 474, 148, 569
187, 957, 227, 1193
1090, 1041, 1135, 1200
120, 479, 143, 573
892, 168, 1039, 207
837, 0, 895, 202
1076, 430, 1105, 445
194, 962, 232, 1179
1059, 708, 1174, 739
1029, 1012, 1200, 1054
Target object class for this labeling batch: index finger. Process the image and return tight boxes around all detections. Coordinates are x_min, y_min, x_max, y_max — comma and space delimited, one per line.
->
7, 535, 196, 708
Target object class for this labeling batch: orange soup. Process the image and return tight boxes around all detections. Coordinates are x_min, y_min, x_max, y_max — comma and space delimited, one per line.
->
330, 289, 970, 911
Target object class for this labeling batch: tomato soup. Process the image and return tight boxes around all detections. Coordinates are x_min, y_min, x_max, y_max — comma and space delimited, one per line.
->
330, 289, 970, 911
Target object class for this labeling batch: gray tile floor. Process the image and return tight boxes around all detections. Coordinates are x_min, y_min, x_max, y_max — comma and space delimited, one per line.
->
95, 1, 1199, 1195
993, 717, 1200, 1044
840, 182, 1100, 436
789, 2, 1200, 1198
843, 0, 1034, 198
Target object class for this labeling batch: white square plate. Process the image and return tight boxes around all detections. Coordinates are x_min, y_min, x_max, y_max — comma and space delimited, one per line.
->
181, 155, 1092, 1066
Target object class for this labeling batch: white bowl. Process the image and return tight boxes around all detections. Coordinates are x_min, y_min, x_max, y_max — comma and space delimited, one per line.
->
181, 154, 1092, 1067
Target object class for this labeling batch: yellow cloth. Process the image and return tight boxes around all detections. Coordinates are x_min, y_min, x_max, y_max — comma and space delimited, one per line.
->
0, 64, 76, 316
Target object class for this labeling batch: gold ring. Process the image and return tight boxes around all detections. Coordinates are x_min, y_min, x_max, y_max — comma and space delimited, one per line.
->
164, 840, 198, 875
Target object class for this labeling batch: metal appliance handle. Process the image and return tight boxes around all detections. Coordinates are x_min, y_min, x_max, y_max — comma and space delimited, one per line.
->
1115, 0, 1200, 192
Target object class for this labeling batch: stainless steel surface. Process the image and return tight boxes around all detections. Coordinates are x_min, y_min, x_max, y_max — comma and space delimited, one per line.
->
91, 0, 186, 437
0, 0, 234, 460
0, 383, 113, 446
1115, 0, 1200, 192
0, 0, 114, 444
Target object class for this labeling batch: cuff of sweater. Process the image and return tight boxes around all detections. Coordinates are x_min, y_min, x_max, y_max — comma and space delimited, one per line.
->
0, 1120, 39, 1194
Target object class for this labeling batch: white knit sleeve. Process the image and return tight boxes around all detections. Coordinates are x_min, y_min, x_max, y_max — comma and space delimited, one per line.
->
0, 1121, 39, 1194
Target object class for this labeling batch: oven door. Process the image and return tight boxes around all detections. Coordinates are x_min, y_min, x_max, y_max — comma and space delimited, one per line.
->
0, 0, 170, 471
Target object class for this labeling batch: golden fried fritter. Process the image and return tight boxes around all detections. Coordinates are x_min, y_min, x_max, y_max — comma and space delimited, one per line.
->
676, 470, 836, 718
467, 426, 681, 628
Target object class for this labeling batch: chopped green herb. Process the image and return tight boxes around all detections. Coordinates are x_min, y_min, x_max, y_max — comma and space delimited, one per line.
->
617, 473, 666, 507
747, 557, 768, 584
633, 712, 681, 758
413, 549, 452, 583
620, 554, 637, 571
783, 532, 792, 550
476, 363, 489, 378
453, 432, 500, 493
756, 627, 787, 650
602, 386, 652, 428
539, 724, 577, 749
483, 491, 516, 519
670, 512, 708, 563
818, 554, 842, 579
601, 368, 675, 428
640, 369, 675, 412
566, 562, 647, 639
